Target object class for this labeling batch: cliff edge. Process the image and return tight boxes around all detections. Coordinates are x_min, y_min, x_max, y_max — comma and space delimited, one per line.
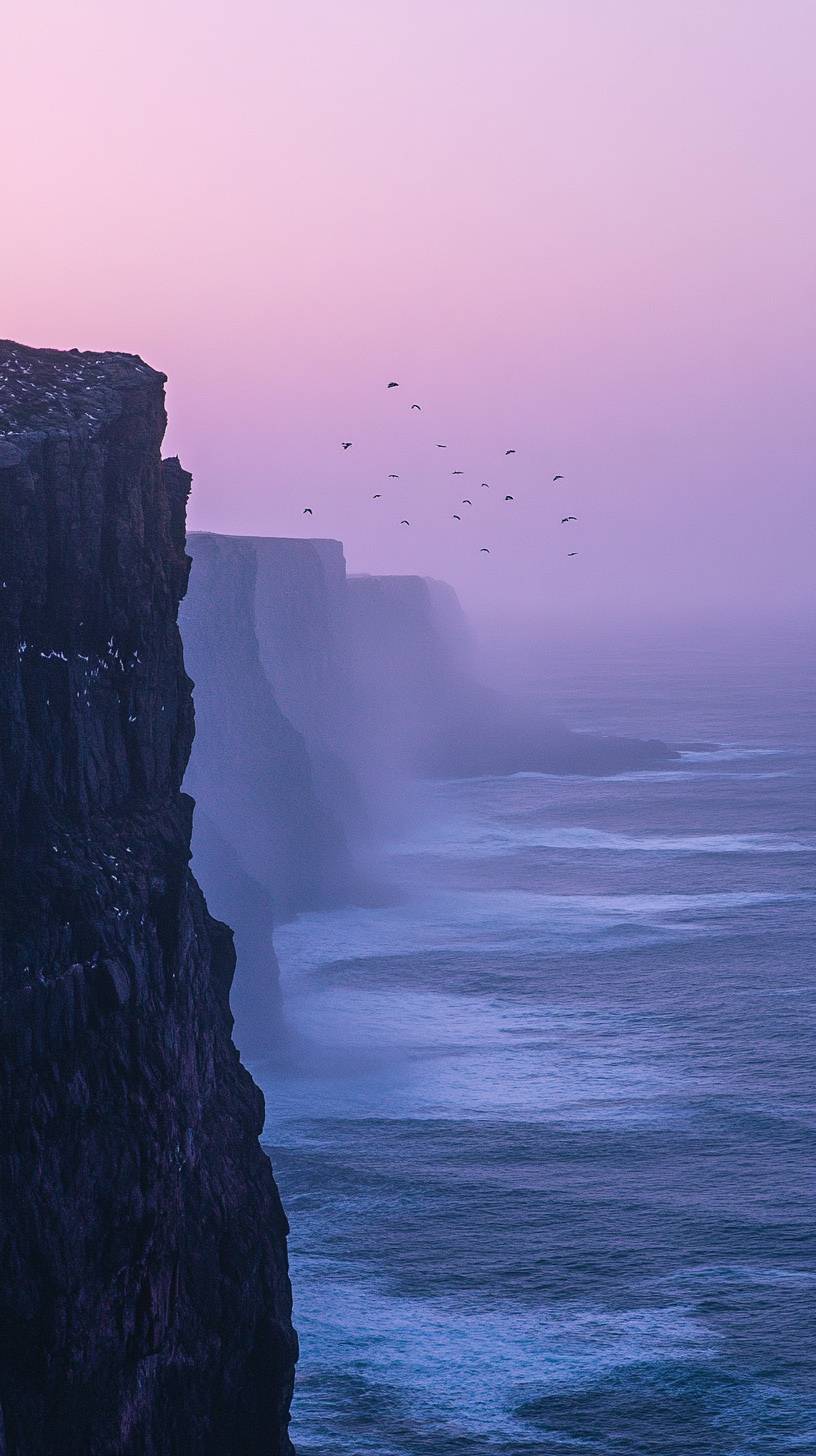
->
0, 342, 296, 1455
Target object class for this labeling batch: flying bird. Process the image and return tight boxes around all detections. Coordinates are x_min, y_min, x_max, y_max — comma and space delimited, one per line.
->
481, 482, 490, 488
341, 441, 352, 450
373, 493, 381, 499
504, 495, 514, 502
302, 508, 313, 515
387, 381, 399, 388
561, 516, 576, 523
435, 443, 447, 449
505, 448, 516, 455
388, 473, 400, 479
480, 547, 491, 554
452, 514, 461, 521
462, 498, 472, 505
567, 551, 578, 557
411, 403, 422, 411
553, 474, 564, 481
400, 519, 410, 526
452, 469, 464, 475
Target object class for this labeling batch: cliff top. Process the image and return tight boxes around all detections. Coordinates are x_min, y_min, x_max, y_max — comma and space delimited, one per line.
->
0, 339, 164, 451
189, 531, 344, 553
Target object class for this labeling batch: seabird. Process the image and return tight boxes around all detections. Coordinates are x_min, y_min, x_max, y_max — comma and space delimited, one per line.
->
388, 473, 400, 479
505, 448, 516, 455
373, 493, 382, 499
452, 469, 464, 475
411, 403, 422, 411
452, 514, 461, 521
400, 519, 410, 525
561, 516, 576, 523
462, 498, 472, 505
567, 551, 578, 557
480, 547, 491, 553
435, 443, 447, 449
387, 381, 399, 388
553, 474, 564, 481
302, 508, 313, 515
481, 482, 490, 488
504, 495, 514, 502
341, 441, 352, 449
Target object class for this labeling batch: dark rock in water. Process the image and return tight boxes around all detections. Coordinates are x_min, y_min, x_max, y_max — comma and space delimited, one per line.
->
0, 341, 296, 1454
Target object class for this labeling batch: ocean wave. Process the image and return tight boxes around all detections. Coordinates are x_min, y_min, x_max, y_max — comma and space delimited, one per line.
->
394, 823, 816, 859
290, 1272, 712, 1448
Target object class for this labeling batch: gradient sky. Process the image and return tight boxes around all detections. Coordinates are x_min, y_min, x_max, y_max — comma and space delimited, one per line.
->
2, 0, 814, 626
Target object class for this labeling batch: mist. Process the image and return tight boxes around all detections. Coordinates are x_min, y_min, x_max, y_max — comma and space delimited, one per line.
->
178, 529, 709, 1055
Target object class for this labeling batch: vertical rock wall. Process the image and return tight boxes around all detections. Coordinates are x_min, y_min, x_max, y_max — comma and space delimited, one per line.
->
0, 342, 296, 1456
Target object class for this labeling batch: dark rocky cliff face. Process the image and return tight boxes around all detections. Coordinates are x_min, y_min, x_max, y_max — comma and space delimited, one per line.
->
0, 342, 296, 1455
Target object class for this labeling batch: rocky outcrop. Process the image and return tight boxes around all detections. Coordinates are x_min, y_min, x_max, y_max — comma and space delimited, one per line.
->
0, 343, 296, 1455
345, 572, 675, 779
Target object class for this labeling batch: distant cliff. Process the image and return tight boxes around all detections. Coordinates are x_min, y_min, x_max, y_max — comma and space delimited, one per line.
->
0, 344, 296, 1454
181, 531, 357, 1052
345, 571, 675, 779
181, 536, 675, 1051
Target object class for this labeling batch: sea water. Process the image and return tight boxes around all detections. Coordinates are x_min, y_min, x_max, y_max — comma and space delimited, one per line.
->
255, 633, 815, 1455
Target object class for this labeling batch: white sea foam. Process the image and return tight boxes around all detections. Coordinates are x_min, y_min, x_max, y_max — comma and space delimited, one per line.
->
290, 1271, 713, 1446
393, 822, 816, 859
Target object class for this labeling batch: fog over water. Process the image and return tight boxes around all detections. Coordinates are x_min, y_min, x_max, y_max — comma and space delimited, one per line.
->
252, 625, 815, 1456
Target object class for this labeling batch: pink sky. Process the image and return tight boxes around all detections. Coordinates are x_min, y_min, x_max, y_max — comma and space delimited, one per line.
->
2, 0, 814, 626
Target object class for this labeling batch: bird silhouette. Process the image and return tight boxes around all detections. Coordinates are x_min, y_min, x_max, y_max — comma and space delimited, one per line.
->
480, 547, 491, 554
452, 469, 464, 475
481, 482, 490, 488
435, 443, 447, 449
411, 403, 422, 411
388, 473, 400, 479
341, 441, 352, 449
387, 381, 399, 388
505, 448, 516, 455
302, 507, 313, 515
505, 495, 514, 502
567, 551, 578, 557
452, 514, 461, 521
373, 493, 382, 499
400, 519, 410, 526
561, 516, 576, 523
462, 498, 472, 505
553, 474, 564, 481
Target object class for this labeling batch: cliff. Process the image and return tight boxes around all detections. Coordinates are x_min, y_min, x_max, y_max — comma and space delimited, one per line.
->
346, 573, 674, 778
0, 343, 296, 1454
181, 531, 357, 1052
182, 531, 353, 916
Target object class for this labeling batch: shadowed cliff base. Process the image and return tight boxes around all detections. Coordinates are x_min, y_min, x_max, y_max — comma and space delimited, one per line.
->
0, 342, 296, 1455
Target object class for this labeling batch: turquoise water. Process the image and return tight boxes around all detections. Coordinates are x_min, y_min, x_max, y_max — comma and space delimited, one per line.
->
256, 638, 815, 1454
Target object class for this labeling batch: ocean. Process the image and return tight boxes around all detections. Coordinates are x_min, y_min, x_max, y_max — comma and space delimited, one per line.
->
255, 632, 815, 1455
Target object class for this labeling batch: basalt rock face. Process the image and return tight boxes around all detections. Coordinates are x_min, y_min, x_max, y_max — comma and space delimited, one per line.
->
0, 343, 296, 1455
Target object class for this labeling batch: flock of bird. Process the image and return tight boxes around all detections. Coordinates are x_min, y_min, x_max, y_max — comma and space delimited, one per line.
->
302, 380, 579, 558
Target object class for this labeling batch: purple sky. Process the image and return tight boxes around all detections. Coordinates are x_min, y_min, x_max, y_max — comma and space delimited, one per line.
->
3, 0, 814, 625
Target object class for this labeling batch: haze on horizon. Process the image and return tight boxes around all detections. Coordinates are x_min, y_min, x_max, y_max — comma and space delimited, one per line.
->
2, 0, 814, 630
